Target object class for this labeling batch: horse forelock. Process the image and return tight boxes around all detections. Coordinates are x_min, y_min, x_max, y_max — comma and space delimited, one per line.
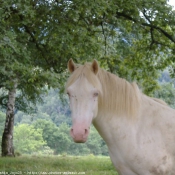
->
66, 62, 141, 119
65, 63, 102, 94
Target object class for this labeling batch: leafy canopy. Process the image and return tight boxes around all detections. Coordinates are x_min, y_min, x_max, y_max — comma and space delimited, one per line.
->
1, 0, 175, 102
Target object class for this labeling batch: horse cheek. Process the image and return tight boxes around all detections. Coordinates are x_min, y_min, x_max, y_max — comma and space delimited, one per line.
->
92, 97, 98, 119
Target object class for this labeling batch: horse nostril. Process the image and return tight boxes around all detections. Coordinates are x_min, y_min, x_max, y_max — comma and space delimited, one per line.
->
70, 128, 75, 138
70, 127, 89, 140
84, 128, 89, 138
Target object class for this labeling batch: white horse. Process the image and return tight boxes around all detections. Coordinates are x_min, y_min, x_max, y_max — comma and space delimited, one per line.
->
65, 59, 175, 175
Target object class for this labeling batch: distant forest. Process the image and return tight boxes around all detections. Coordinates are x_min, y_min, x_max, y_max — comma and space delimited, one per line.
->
0, 70, 175, 156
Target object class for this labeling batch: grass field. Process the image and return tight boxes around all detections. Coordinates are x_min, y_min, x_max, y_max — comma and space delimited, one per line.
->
0, 155, 118, 175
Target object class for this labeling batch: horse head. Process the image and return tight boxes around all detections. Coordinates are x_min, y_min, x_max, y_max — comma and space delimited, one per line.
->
66, 59, 101, 143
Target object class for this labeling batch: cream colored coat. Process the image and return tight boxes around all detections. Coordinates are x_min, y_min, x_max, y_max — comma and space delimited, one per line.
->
66, 59, 175, 175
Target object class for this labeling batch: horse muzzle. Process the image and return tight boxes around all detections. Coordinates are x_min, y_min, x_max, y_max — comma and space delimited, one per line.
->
70, 125, 90, 143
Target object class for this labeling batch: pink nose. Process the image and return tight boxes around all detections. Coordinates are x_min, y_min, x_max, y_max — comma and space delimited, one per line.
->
70, 127, 89, 143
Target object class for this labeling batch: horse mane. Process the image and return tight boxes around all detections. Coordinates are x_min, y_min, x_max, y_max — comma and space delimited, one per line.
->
152, 98, 167, 106
66, 62, 141, 118
97, 68, 141, 118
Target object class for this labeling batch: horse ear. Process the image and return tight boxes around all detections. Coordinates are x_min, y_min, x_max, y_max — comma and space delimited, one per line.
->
68, 58, 75, 73
92, 59, 99, 74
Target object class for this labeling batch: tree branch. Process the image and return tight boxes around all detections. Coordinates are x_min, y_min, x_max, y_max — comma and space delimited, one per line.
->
116, 11, 175, 44
21, 21, 62, 73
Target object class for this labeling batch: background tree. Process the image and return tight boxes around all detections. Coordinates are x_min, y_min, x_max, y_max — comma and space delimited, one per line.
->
1, 83, 17, 156
14, 124, 46, 154
154, 83, 175, 108
33, 119, 65, 154
0, 0, 59, 156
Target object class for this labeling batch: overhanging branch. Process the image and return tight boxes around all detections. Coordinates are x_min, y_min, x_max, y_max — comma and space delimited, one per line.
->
116, 11, 175, 44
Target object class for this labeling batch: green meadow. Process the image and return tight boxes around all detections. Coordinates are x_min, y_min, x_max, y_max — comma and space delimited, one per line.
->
0, 155, 118, 175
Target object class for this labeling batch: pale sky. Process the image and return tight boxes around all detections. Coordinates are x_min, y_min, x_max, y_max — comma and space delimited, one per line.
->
168, 0, 175, 8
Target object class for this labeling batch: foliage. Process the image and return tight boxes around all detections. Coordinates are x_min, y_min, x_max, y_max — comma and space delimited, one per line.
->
0, 156, 117, 175
32, 119, 108, 156
15, 88, 71, 126
32, 119, 71, 154
1, 0, 175, 98
86, 127, 108, 155
14, 124, 46, 154
13, 119, 108, 156
154, 83, 175, 108
0, 0, 59, 113
38, 146, 54, 155
154, 70, 175, 108
36, 89, 71, 126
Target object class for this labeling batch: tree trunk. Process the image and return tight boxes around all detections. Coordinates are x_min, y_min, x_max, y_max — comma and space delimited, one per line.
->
1, 85, 17, 157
